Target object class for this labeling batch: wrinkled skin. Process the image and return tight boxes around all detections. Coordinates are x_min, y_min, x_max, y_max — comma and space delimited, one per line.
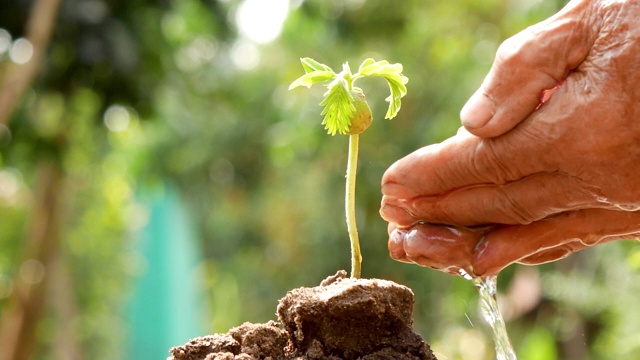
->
380, 0, 640, 277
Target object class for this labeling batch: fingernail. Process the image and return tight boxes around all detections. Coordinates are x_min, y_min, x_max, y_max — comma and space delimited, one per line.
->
460, 90, 495, 129
380, 203, 416, 227
381, 182, 417, 199
388, 228, 409, 260
390, 228, 408, 245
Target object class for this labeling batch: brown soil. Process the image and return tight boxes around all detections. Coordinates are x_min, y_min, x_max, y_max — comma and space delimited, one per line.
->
168, 270, 437, 360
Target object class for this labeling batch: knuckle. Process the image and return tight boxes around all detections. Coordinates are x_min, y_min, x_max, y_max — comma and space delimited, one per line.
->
470, 139, 515, 185
495, 33, 530, 69
494, 187, 538, 225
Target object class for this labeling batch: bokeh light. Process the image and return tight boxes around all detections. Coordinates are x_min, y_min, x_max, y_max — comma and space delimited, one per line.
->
10, 38, 33, 64
235, 0, 290, 44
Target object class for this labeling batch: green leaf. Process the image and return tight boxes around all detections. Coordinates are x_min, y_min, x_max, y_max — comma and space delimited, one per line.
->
356, 60, 408, 119
319, 78, 355, 136
289, 58, 337, 90
357, 58, 376, 73
383, 73, 408, 119
289, 57, 409, 134
357, 59, 389, 76
300, 57, 333, 73
288, 71, 336, 90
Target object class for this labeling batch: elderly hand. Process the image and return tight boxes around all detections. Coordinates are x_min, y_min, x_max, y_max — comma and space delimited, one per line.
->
380, 0, 640, 276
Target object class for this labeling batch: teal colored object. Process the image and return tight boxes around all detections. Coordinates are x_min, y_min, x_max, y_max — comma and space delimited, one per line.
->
127, 185, 205, 359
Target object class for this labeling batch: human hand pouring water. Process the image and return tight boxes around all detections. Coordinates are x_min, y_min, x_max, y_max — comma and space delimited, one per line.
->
381, 0, 640, 277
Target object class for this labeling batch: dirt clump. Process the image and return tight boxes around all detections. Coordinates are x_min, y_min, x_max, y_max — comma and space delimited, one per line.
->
168, 270, 437, 360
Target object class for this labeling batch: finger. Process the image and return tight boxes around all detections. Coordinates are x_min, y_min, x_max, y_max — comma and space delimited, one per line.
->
517, 246, 575, 265
461, 0, 595, 137
388, 227, 412, 264
380, 201, 418, 228
383, 72, 600, 227
381, 128, 552, 200
387, 223, 486, 276
472, 208, 640, 276
401, 171, 602, 226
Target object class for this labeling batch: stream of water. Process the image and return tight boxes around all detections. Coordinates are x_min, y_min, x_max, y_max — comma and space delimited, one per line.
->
473, 275, 517, 360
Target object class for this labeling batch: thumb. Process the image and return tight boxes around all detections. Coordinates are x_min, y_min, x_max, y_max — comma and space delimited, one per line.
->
461, 0, 595, 138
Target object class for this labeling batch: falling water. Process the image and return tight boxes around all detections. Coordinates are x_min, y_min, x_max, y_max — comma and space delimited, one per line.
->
473, 275, 517, 360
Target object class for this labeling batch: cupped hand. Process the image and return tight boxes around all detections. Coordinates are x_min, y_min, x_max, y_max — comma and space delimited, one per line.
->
381, 0, 640, 276
388, 209, 640, 276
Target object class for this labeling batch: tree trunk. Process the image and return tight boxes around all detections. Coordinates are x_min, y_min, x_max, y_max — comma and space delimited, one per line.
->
0, 162, 64, 360
50, 248, 83, 360
0, 0, 61, 127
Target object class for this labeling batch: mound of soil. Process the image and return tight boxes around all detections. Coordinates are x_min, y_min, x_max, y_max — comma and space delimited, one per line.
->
168, 270, 437, 360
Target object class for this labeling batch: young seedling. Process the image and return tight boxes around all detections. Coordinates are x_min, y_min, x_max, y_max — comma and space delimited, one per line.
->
289, 57, 408, 278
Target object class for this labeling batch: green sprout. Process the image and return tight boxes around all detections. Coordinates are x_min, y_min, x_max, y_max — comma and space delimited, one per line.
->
289, 57, 408, 278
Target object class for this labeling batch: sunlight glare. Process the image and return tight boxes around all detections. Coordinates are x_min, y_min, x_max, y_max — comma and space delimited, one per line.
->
235, 0, 290, 44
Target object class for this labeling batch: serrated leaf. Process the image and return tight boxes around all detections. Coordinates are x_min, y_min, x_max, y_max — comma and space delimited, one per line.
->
358, 60, 390, 76
300, 57, 334, 73
383, 75, 408, 119
319, 78, 355, 135
358, 58, 376, 73
290, 56, 409, 134
384, 80, 405, 119
355, 60, 408, 120
288, 70, 336, 90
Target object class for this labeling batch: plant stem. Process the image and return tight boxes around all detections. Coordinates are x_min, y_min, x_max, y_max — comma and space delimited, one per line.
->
346, 134, 362, 278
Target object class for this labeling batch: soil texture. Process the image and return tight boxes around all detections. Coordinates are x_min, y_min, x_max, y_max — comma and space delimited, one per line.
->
168, 270, 437, 360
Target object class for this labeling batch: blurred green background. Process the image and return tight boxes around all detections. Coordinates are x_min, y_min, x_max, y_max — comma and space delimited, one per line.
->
1, 0, 640, 359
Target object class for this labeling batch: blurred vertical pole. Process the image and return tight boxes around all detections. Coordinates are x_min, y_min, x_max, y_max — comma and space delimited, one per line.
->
0, 0, 61, 128
0, 162, 63, 360
0, 1, 62, 358
50, 249, 83, 360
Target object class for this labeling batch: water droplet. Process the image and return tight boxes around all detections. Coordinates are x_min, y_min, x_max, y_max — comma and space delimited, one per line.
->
614, 203, 640, 211
458, 268, 473, 280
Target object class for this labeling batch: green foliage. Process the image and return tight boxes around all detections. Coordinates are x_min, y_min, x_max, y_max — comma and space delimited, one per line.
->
357, 59, 408, 119
318, 72, 354, 136
518, 328, 558, 360
2, 1, 640, 360
290, 57, 407, 135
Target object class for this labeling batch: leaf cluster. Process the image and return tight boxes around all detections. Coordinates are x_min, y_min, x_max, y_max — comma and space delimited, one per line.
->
289, 57, 408, 135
